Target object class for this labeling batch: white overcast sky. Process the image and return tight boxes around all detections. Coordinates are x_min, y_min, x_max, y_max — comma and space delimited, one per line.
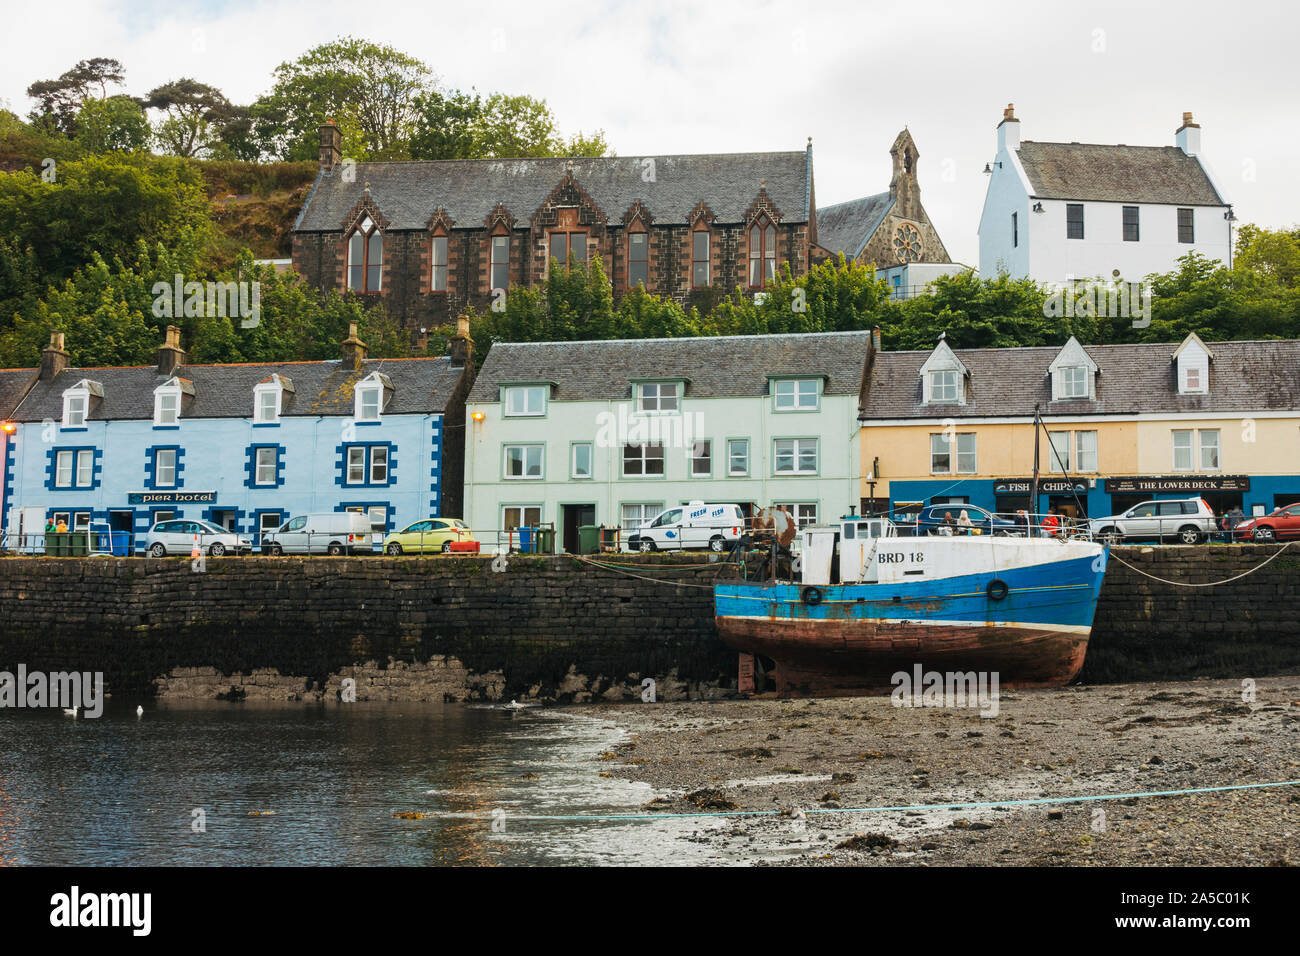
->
3, 0, 1296, 266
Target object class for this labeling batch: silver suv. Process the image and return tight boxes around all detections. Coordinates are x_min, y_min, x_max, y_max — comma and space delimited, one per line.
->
1088, 497, 1217, 545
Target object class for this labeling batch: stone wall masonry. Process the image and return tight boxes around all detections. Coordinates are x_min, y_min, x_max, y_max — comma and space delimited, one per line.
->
0, 545, 1296, 703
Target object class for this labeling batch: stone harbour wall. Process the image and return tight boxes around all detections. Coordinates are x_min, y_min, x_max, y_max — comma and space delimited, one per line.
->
0, 545, 1296, 702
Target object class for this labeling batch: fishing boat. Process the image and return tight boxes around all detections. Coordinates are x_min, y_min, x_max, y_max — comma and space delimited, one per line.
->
714, 514, 1108, 697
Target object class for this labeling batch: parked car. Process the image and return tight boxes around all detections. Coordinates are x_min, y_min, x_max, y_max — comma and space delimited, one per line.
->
1231, 503, 1300, 542
1088, 497, 1217, 545
626, 502, 745, 552
911, 503, 1022, 536
384, 518, 475, 554
144, 519, 252, 557
261, 512, 372, 555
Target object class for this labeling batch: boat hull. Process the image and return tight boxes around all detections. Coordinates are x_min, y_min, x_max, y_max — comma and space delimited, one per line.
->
715, 543, 1106, 697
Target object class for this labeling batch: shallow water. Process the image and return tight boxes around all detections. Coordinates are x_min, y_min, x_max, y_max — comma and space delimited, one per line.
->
0, 700, 786, 866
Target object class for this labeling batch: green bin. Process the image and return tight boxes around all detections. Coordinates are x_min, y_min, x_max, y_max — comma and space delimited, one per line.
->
578, 525, 600, 555
44, 532, 65, 556
537, 526, 555, 555
68, 531, 91, 556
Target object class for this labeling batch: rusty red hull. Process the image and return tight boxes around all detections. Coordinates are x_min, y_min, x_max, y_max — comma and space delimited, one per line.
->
715, 616, 1089, 697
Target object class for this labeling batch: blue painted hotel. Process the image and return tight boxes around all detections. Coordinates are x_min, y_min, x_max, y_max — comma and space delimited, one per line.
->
1, 325, 472, 550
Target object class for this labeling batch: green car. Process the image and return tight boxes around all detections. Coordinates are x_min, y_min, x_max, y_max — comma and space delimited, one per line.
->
383, 518, 475, 555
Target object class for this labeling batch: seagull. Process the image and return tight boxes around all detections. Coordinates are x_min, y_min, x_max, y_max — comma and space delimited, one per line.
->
62, 706, 79, 718
504, 699, 524, 711
136, 705, 144, 718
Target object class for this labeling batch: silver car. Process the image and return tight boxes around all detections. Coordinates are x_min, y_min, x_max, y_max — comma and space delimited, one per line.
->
144, 519, 252, 557
1088, 497, 1217, 545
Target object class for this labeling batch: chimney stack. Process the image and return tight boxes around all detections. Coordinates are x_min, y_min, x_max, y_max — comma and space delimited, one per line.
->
341, 322, 368, 370
1175, 111, 1201, 156
997, 102, 1020, 153
448, 315, 473, 368
157, 325, 186, 376
319, 119, 343, 172
40, 331, 69, 381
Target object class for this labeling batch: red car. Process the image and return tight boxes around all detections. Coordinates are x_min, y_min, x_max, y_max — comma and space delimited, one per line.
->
1232, 503, 1300, 542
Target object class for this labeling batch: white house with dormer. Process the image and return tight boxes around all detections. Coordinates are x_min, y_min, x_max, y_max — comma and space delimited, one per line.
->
978, 105, 1233, 283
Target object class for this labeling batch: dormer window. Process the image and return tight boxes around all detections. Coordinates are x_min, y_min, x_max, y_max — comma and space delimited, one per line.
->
254, 375, 292, 424
63, 391, 87, 428
929, 370, 959, 403
504, 385, 547, 417
1061, 367, 1089, 398
773, 378, 819, 411
919, 338, 968, 405
347, 215, 382, 292
1049, 336, 1099, 402
153, 379, 189, 427
1173, 333, 1212, 395
636, 382, 679, 413
353, 371, 391, 422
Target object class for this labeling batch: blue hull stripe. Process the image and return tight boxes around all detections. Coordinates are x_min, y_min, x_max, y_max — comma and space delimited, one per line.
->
716, 553, 1106, 632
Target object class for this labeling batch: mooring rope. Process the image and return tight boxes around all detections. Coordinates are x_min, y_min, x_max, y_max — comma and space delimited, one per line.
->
404, 778, 1300, 823
570, 554, 728, 589
1107, 541, 1295, 588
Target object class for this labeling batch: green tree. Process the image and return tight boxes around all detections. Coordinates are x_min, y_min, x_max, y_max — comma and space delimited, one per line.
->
409, 90, 611, 160
73, 95, 150, 153
26, 57, 127, 135
251, 36, 436, 160
145, 78, 237, 158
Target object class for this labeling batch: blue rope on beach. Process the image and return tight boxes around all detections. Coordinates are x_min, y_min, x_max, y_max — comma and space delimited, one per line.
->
450, 779, 1300, 823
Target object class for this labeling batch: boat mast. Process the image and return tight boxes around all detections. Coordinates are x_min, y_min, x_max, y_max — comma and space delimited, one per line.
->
1031, 402, 1041, 523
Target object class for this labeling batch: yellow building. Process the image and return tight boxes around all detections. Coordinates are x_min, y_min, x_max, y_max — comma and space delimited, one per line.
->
858, 334, 1300, 522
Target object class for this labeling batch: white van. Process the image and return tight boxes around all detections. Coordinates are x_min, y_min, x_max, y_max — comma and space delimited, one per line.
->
627, 502, 745, 553
261, 512, 373, 555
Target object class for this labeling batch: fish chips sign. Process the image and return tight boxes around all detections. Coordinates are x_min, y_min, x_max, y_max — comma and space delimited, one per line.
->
127, 491, 217, 505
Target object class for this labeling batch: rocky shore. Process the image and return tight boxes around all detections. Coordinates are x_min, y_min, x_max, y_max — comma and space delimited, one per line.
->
593, 677, 1300, 865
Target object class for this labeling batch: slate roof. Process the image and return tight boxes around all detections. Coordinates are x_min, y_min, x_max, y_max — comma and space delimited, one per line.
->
1015, 142, 1224, 206
294, 151, 812, 232
468, 331, 873, 404
815, 192, 894, 259
10, 358, 466, 423
0, 368, 36, 418
861, 340, 1300, 419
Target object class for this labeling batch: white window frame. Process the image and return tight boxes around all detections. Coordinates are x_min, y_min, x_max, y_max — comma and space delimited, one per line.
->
622, 442, 665, 477
727, 439, 749, 476
502, 505, 542, 532
62, 390, 88, 428
1172, 429, 1194, 471
504, 444, 544, 480
1199, 429, 1221, 471
346, 446, 366, 484
153, 385, 181, 426
571, 443, 592, 479
1061, 367, 1089, 399
774, 438, 818, 475
775, 502, 819, 529
155, 448, 177, 487
255, 446, 278, 486
928, 370, 959, 403
55, 450, 74, 488
929, 433, 975, 475
254, 384, 282, 424
504, 386, 546, 417
773, 378, 818, 411
369, 445, 389, 484
1048, 431, 1072, 473
635, 382, 679, 413
1075, 430, 1099, 473
620, 502, 663, 531
355, 384, 382, 422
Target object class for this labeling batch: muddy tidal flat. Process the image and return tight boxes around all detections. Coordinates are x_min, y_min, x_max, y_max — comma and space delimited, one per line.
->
592, 677, 1300, 866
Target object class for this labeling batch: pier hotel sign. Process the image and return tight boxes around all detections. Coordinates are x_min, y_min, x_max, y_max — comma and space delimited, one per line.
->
126, 491, 218, 505
1104, 475, 1250, 494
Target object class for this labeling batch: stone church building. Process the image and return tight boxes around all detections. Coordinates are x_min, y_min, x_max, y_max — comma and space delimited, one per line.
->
291, 121, 952, 330
813, 128, 952, 270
